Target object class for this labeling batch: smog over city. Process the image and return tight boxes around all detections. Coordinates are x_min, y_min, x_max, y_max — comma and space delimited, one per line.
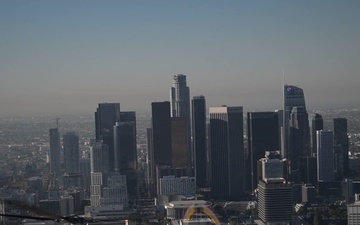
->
0, 1, 359, 225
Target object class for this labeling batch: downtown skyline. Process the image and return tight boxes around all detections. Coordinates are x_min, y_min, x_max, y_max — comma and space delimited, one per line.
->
1, 1, 360, 117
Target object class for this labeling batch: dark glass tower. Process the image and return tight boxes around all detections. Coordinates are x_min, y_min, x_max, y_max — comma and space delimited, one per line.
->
150, 102, 172, 196
170, 117, 188, 169
334, 118, 349, 179
247, 112, 279, 192
49, 128, 62, 177
192, 96, 207, 188
63, 132, 79, 174
209, 106, 244, 199
114, 111, 137, 197
288, 107, 311, 181
311, 114, 323, 155
95, 103, 120, 172
283, 85, 310, 181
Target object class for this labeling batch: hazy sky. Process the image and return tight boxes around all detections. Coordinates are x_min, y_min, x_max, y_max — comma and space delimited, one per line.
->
1, 1, 359, 117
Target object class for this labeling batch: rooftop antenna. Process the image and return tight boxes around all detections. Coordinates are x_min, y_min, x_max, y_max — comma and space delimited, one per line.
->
56, 117, 60, 129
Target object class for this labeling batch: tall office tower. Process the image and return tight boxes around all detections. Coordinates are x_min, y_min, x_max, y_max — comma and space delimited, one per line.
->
114, 111, 137, 197
79, 158, 91, 191
95, 103, 120, 172
283, 85, 309, 177
171, 117, 188, 169
299, 156, 317, 185
258, 151, 293, 225
170, 74, 192, 174
209, 106, 244, 200
90, 142, 109, 174
146, 128, 154, 195
49, 128, 62, 177
247, 112, 279, 192
149, 102, 172, 196
317, 130, 334, 182
333, 118, 349, 179
63, 132, 79, 174
288, 107, 311, 181
192, 96, 207, 188
311, 114, 323, 155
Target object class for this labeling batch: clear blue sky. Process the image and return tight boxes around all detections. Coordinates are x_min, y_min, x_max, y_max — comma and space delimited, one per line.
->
1, 1, 359, 117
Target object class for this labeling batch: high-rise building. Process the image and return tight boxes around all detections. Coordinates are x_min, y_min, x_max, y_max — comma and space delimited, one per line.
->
170, 74, 192, 174
299, 156, 317, 185
288, 106, 311, 181
63, 132, 79, 174
334, 118, 349, 179
311, 114, 323, 155
209, 106, 244, 199
170, 117, 188, 169
247, 111, 279, 192
192, 96, 207, 188
317, 130, 334, 182
49, 128, 62, 177
257, 151, 293, 225
149, 102, 172, 196
283, 85, 310, 180
114, 111, 137, 197
90, 142, 109, 174
95, 103, 120, 172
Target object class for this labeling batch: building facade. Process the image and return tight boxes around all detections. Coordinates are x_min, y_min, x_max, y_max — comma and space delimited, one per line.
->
63, 132, 80, 174
192, 96, 207, 189
317, 130, 334, 182
209, 106, 244, 199
95, 103, 120, 172
247, 111, 279, 192
49, 128, 62, 177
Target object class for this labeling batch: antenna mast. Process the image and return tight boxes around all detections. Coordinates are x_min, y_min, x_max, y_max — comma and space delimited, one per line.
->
56, 117, 60, 129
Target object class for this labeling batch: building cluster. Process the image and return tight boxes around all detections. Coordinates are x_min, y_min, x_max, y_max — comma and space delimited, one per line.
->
0, 74, 355, 225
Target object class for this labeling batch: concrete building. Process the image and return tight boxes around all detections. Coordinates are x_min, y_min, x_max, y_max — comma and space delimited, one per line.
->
257, 151, 293, 225
348, 195, 360, 225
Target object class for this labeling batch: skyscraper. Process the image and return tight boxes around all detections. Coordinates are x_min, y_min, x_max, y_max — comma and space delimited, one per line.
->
257, 151, 293, 225
149, 101, 172, 196
317, 130, 334, 182
114, 112, 137, 172
192, 96, 207, 188
283, 85, 310, 179
247, 112, 279, 192
288, 106, 311, 181
311, 113, 323, 155
170, 117, 188, 169
170, 74, 192, 174
114, 111, 138, 197
49, 128, 61, 177
333, 118, 349, 179
209, 106, 244, 199
63, 132, 79, 174
95, 103, 120, 172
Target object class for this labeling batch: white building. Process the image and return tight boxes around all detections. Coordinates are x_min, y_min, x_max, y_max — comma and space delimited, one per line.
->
348, 195, 360, 225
